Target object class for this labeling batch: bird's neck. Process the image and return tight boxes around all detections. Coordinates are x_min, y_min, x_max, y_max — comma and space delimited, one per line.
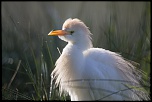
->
63, 42, 84, 57
69, 37, 93, 51
61, 43, 85, 78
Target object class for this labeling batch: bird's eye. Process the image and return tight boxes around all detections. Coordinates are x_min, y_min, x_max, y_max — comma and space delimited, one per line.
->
70, 31, 74, 35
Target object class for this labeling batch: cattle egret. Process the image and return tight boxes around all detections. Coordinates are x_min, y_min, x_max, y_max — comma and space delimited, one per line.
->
48, 18, 149, 101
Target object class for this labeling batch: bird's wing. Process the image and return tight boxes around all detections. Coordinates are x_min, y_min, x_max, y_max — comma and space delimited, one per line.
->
83, 48, 135, 81
81, 48, 148, 100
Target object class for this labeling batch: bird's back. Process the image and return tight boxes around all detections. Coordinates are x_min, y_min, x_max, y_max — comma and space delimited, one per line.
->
81, 48, 150, 100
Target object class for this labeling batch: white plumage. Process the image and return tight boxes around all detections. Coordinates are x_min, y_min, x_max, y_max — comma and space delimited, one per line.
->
48, 18, 149, 101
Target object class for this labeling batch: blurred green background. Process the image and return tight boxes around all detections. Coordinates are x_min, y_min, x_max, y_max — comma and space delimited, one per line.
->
2, 1, 150, 100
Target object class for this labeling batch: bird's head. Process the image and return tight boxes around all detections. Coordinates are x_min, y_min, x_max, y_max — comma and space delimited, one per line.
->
48, 18, 93, 50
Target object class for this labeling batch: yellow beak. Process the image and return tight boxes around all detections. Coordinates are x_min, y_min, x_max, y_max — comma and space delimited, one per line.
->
48, 30, 68, 36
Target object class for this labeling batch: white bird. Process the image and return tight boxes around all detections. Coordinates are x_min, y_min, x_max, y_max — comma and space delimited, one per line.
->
48, 18, 149, 101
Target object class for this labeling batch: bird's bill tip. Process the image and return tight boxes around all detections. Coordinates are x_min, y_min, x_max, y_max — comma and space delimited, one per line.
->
48, 30, 68, 36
